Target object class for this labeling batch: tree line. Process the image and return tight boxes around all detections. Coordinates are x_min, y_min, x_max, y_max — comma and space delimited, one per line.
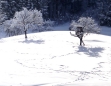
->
0, 0, 97, 20
0, 0, 111, 26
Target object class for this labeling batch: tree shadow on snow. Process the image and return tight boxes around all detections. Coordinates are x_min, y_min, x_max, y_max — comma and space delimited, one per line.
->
19, 39, 45, 44
85, 40, 104, 43
31, 83, 49, 86
76, 46, 104, 57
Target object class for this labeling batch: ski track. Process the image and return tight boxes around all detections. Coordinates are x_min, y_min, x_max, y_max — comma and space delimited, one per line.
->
0, 30, 111, 86
15, 34, 111, 82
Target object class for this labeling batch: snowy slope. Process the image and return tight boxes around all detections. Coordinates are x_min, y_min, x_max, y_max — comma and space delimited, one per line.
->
0, 24, 111, 86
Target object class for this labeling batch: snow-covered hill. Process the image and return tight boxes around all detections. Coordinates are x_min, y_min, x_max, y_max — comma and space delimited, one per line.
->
0, 23, 111, 86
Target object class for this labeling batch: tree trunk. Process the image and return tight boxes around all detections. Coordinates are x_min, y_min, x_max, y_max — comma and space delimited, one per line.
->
24, 30, 27, 39
80, 37, 82, 46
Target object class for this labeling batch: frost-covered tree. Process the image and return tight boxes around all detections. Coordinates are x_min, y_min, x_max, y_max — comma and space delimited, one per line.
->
78, 17, 100, 34
3, 19, 12, 36
4, 8, 43, 38
29, 9, 44, 32
43, 19, 54, 31
13, 8, 32, 38
0, 0, 7, 24
0, 12, 5, 24
70, 17, 100, 35
3, 19, 21, 36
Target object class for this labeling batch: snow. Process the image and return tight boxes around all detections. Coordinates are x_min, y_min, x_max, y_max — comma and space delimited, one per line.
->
0, 23, 111, 86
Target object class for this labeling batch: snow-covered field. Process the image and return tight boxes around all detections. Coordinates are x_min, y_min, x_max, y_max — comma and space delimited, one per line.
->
0, 23, 111, 86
